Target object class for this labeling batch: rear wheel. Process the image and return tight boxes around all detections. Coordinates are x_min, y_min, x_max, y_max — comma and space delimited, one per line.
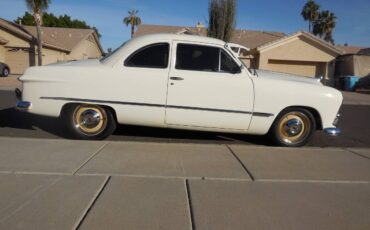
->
63, 104, 116, 140
270, 108, 316, 147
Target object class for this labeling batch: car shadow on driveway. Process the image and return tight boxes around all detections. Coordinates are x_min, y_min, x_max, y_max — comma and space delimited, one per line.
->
0, 107, 67, 138
0, 106, 271, 145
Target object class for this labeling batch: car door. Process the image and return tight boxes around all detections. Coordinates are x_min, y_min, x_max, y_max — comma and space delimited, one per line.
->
111, 42, 171, 127
165, 42, 254, 130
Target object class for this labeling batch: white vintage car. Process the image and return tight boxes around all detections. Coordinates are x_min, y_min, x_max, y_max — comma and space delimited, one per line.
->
15, 34, 342, 147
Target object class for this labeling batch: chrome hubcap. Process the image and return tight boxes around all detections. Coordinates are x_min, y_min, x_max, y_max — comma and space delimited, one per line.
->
284, 119, 303, 136
73, 105, 107, 136
80, 110, 102, 128
278, 112, 311, 144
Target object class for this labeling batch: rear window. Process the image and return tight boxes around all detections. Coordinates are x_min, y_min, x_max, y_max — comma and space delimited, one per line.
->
125, 43, 169, 68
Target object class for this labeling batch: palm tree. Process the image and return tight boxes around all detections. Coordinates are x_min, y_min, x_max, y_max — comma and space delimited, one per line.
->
25, 0, 50, 66
301, 0, 320, 33
123, 10, 142, 38
313, 10, 336, 44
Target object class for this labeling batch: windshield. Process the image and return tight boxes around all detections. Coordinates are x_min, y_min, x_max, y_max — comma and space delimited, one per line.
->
100, 42, 127, 63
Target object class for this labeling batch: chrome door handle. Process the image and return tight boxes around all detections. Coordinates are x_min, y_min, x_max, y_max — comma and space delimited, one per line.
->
170, 77, 184, 81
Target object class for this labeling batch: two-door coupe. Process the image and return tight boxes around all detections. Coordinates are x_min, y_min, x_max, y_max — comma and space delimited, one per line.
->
15, 34, 342, 147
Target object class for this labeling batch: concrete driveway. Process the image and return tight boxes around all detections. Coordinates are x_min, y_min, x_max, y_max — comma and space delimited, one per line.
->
0, 137, 369, 230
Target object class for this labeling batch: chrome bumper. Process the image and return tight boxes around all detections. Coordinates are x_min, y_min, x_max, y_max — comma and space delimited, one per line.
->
324, 128, 341, 136
16, 100, 31, 110
15, 88, 31, 111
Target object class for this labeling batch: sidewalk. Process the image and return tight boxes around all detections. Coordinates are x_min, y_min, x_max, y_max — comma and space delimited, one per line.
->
0, 137, 369, 229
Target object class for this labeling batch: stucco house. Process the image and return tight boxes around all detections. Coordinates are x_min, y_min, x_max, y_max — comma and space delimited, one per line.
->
135, 24, 344, 83
335, 45, 370, 78
0, 18, 103, 74
249, 31, 343, 82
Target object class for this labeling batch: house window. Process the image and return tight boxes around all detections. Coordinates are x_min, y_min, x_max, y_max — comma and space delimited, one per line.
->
125, 43, 169, 68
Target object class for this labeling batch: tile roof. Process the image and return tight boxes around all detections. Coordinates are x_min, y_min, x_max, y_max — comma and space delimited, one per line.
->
257, 31, 344, 55
0, 18, 102, 53
336, 45, 368, 55
23, 26, 95, 51
134, 24, 286, 49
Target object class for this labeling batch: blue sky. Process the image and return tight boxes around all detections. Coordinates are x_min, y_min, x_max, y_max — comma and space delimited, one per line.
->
0, 0, 369, 51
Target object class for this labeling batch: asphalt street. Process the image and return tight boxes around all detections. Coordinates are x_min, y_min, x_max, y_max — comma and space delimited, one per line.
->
1, 90, 370, 147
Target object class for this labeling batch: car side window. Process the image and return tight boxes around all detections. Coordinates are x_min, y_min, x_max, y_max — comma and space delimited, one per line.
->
125, 43, 169, 68
176, 44, 240, 74
176, 44, 219, 72
220, 50, 241, 73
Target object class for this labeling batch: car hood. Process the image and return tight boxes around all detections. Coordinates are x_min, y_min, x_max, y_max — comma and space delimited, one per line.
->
255, 69, 322, 86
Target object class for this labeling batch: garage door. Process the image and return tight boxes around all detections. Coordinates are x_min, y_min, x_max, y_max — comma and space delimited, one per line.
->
5, 49, 30, 74
267, 59, 325, 78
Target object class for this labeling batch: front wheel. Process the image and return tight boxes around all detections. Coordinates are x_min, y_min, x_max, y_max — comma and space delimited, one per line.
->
63, 104, 116, 140
270, 108, 316, 147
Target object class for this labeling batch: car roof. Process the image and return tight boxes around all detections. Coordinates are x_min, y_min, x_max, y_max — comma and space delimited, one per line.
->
132, 33, 226, 46
102, 33, 227, 65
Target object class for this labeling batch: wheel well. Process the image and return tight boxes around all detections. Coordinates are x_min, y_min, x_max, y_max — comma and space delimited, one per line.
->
60, 103, 118, 122
278, 106, 323, 130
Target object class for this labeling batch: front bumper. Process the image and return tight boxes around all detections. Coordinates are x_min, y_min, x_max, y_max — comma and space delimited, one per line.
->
15, 88, 31, 111
324, 128, 341, 136
324, 113, 341, 136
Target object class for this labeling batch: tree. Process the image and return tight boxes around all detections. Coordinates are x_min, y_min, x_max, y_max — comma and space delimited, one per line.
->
15, 12, 101, 38
207, 0, 237, 42
123, 10, 142, 38
313, 10, 336, 44
25, 0, 50, 66
301, 0, 320, 33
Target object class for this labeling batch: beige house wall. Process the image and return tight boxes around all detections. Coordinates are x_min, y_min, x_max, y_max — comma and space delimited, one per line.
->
5, 49, 30, 74
0, 28, 102, 74
0, 29, 30, 48
68, 37, 102, 61
0, 45, 5, 62
354, 56, 370, 77
42, 48, 67, 65
257, 36, 338, 78
265, 59, 325, 78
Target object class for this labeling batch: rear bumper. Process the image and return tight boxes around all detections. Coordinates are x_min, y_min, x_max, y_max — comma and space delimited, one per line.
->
16, 101, 32, 110
15, 88, 31, 111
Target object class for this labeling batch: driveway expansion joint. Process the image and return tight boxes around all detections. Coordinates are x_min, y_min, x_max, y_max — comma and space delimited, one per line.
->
226, 144, 255, 181
345, 148, 370, 160
75, 173, 252, 182
185, 179, 196, 230
74, 176, 111, 230
72, 141, 110, 175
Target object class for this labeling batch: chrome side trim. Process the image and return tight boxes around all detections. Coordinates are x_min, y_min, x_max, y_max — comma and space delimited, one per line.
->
324, 127, 341, 136
40, 96, 274, 117
252, 112, 274, 117
16, 100, 31, 110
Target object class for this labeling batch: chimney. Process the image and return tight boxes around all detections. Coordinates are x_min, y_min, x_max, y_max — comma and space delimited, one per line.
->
196, 22, 204, 28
